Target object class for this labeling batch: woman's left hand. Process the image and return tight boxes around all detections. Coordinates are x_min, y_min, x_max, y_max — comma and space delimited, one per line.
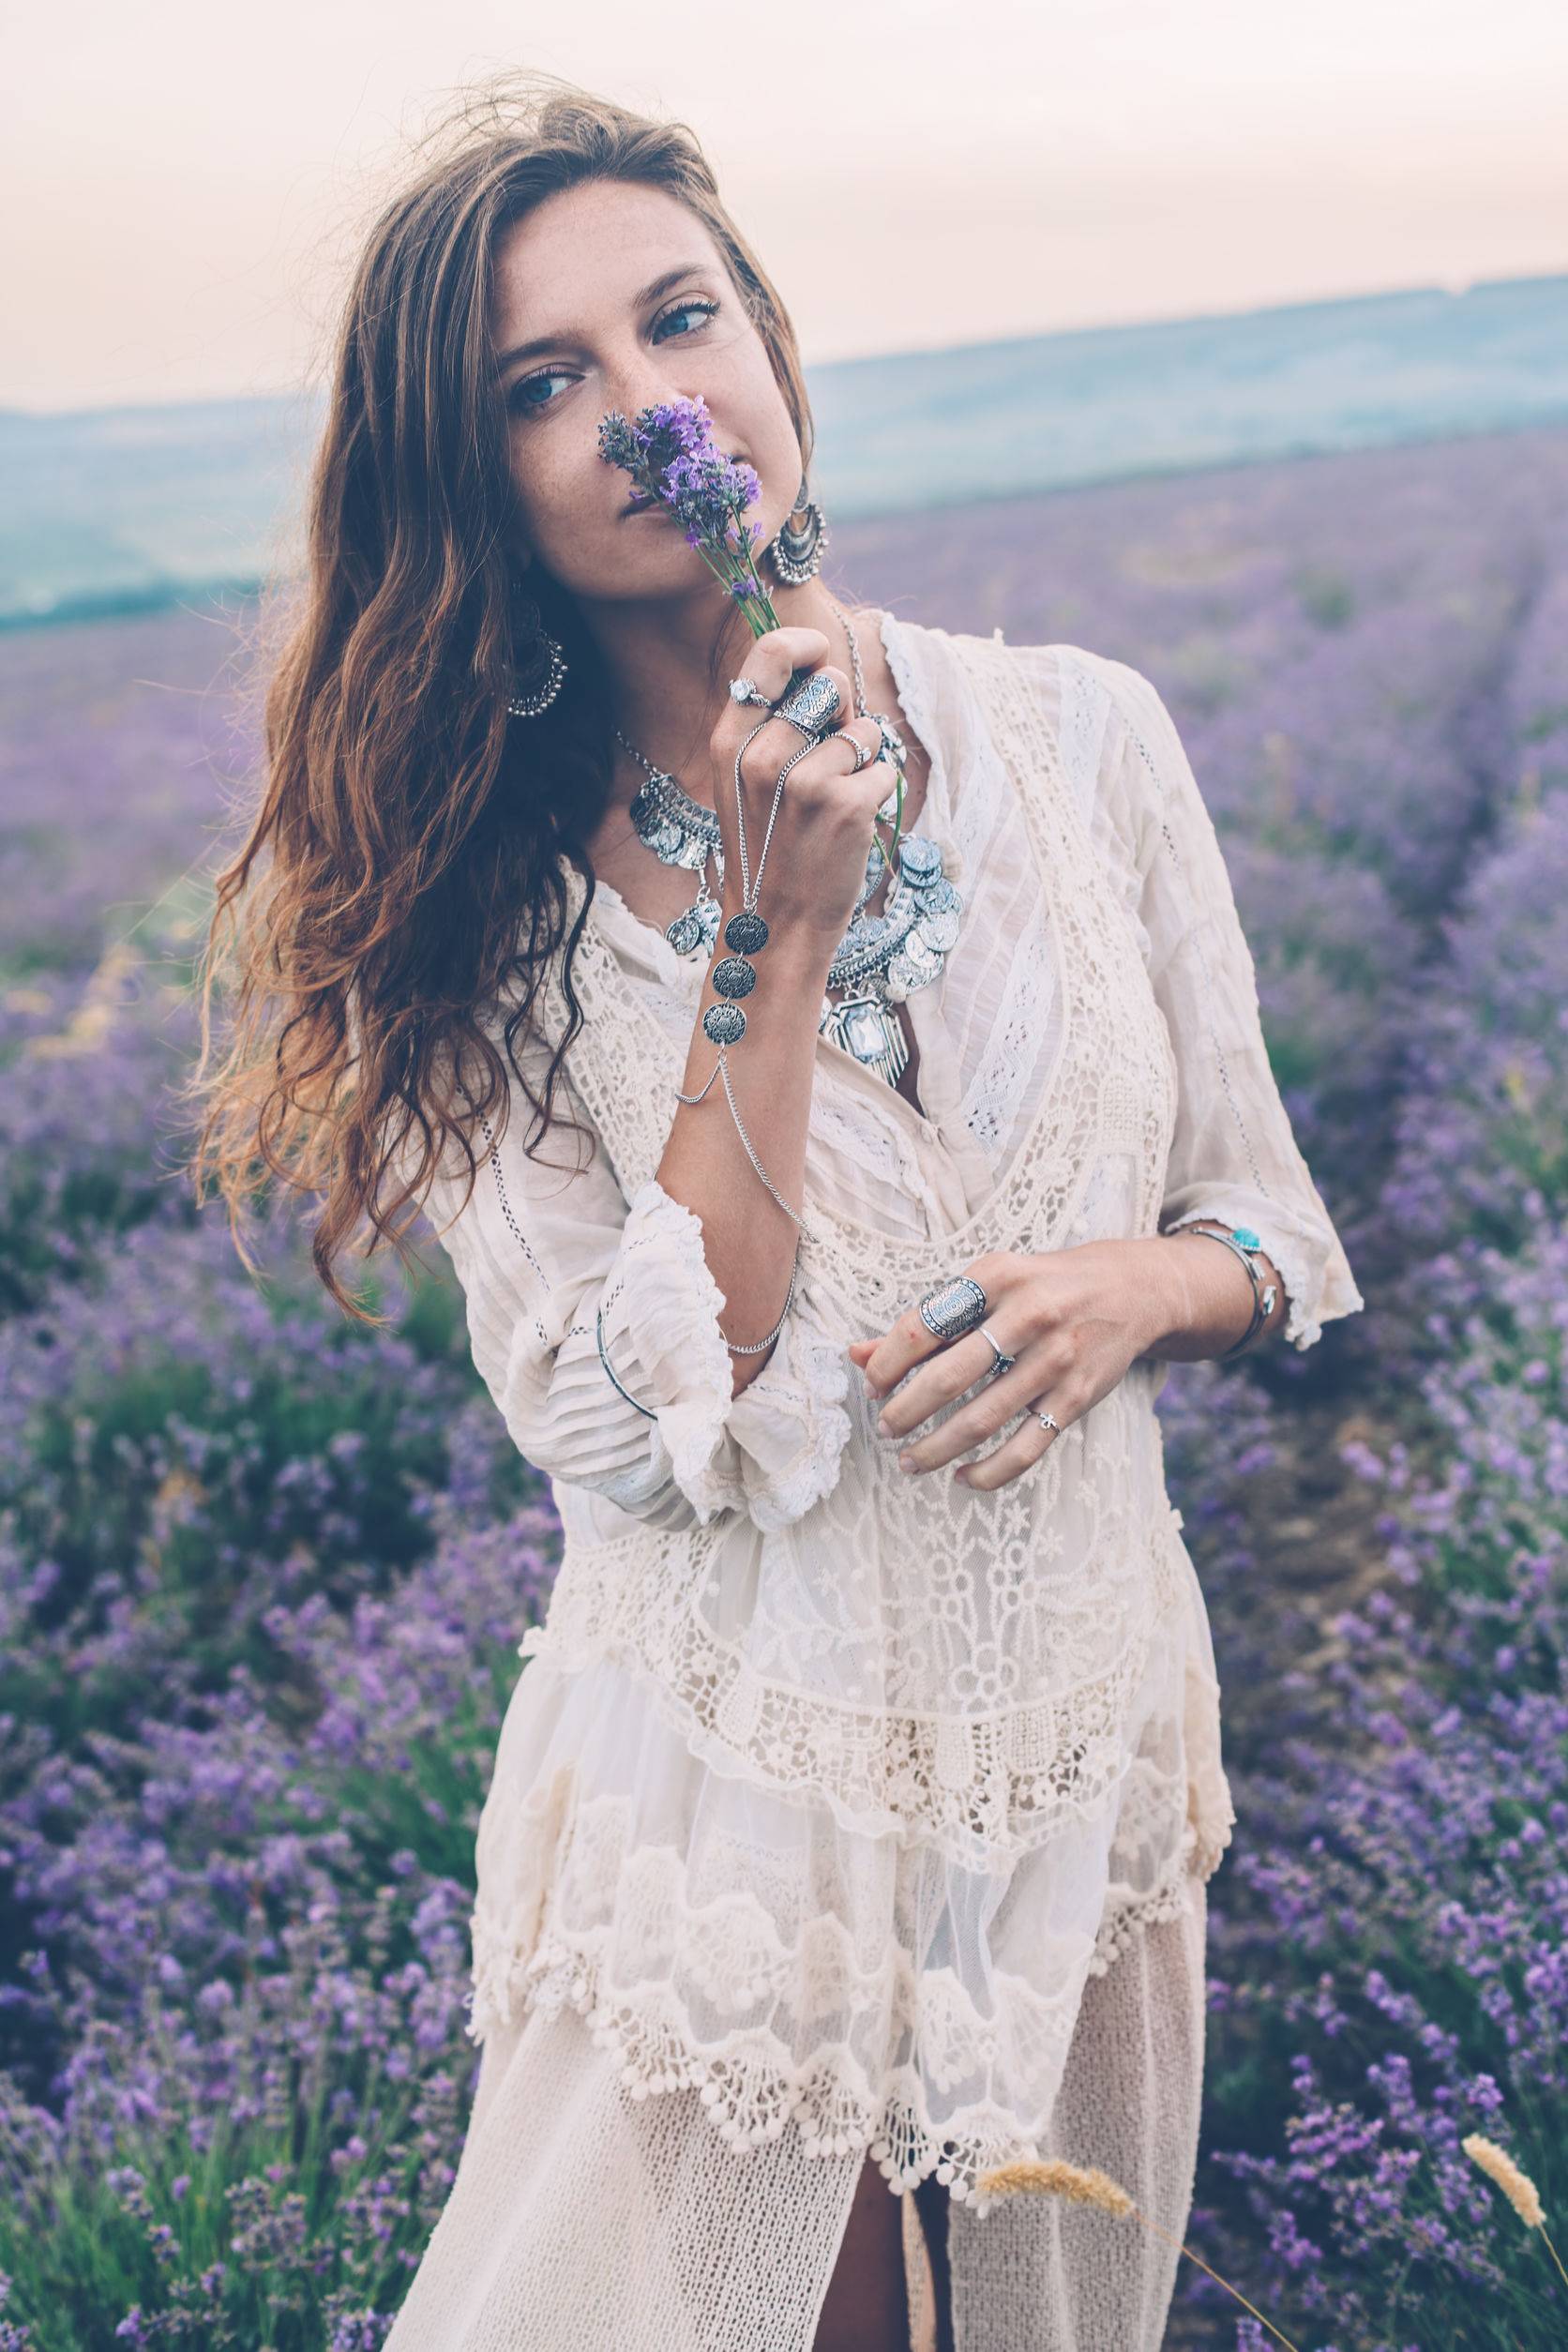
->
847, 1241, 1172, 1493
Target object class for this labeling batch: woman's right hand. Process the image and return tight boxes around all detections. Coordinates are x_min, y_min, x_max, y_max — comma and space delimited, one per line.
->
708, 624, 891, 956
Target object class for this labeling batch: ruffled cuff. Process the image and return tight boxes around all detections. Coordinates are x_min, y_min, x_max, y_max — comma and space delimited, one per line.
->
596, 1177, 854, 1530
1160, 1185, 1365, 1351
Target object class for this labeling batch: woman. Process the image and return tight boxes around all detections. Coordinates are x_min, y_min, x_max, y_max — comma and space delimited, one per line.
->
197, 72, 1363, 2352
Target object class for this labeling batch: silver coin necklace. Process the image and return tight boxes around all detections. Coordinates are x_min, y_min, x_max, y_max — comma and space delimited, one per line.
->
611, 603, 964, 1092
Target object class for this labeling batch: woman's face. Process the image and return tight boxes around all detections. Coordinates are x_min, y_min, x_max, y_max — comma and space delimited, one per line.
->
490, 178, 804, 603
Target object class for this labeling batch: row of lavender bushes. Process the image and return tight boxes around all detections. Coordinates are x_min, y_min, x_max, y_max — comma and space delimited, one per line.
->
1, 424, 1565, 2346
1141, 442, 1568, 2348
1, 613, 561, 2345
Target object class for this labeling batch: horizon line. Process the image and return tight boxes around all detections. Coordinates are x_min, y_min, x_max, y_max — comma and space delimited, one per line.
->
6, 263, 1564, 428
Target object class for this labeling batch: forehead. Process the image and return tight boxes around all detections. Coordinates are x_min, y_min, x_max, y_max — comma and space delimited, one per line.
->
490, 180, 728, 337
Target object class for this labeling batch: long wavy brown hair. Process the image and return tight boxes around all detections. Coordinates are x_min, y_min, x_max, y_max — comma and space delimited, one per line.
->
183, 68, 823, 1319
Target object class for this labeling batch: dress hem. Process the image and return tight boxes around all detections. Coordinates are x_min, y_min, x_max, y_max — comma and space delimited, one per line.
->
462, 1824, 1226, 2213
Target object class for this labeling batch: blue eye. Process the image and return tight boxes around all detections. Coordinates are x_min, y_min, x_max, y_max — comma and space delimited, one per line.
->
506, 296, 720, 416
508, 370, 569, 415
653, 296, 720, 341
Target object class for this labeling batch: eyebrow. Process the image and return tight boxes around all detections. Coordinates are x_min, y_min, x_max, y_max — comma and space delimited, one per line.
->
494, 262, 717, 373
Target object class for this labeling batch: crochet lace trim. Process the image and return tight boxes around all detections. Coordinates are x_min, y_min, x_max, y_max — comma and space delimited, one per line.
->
520, 1504, 1193, 1860
464, 1783, 1224, 2210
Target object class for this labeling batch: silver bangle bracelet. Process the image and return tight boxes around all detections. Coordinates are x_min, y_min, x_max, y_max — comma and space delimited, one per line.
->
1174, 1223, 1277, 1358
596, 1297, 658, 1418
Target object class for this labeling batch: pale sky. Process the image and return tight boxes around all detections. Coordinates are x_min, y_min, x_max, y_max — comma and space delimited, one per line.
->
6, 0, 1567, 413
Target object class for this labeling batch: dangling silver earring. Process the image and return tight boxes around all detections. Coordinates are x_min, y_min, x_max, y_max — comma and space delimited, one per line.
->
763, 471, 829, 585
505, 567, 568, 717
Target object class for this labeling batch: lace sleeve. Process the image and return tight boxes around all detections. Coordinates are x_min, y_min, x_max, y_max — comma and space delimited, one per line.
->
1086, 652, 1365, 1350
410, 1049, 853, 1533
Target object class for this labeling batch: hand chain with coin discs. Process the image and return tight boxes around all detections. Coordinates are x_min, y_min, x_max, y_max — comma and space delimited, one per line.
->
613, 603, 962, 1135
600, 604, 964, 1366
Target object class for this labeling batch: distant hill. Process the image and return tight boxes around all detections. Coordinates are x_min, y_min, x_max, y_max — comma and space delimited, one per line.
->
3, 270, 1565, 628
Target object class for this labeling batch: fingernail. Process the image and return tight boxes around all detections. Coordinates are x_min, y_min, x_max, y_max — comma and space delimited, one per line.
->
898, 1454, 916, 1473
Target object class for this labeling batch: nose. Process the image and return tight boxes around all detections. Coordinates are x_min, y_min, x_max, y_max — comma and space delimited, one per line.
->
609, 358, 702, 422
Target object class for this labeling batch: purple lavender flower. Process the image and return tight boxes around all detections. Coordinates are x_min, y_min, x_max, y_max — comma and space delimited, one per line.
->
598, 393, 776, 632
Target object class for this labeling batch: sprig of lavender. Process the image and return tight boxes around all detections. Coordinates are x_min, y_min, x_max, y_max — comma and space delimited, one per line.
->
598, 394, 778, 632
597, 393, 904, 864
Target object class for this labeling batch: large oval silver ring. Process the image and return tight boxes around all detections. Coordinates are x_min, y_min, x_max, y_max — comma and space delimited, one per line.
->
774, 669, 843, 741
917, 1275, 988, 1343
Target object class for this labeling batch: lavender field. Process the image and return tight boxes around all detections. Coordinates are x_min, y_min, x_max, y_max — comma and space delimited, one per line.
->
3, 421, 1566, 2349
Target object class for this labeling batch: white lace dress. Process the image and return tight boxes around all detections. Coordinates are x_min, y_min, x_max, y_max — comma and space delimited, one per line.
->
384, 612, 1364, 2352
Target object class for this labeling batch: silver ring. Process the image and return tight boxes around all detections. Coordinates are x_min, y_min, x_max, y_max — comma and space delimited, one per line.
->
1034, 1410, 1061, 1438
728, 674, 775, 710
917, 1275, 988, 1343
976, 1321, 1017, 1378
774, 669, 843, 740
842, 729, 876, 775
